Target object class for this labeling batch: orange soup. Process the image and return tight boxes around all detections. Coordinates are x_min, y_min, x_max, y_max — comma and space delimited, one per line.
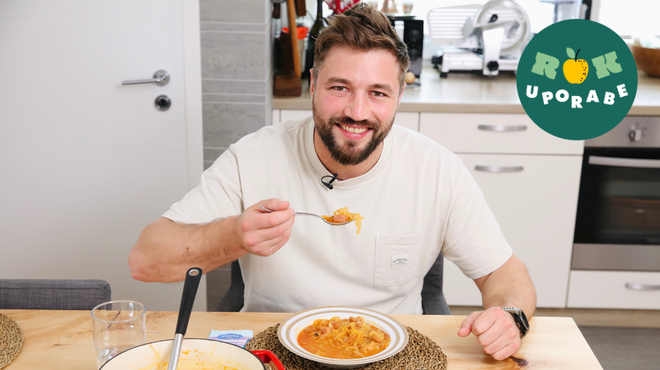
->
297, 316, 390, 359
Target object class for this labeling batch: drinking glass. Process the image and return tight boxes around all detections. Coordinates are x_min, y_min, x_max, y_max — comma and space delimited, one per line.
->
91, 300, 146, 368
402, 0, 414, 14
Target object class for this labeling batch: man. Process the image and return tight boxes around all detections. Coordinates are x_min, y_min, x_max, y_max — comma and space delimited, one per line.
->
129, 3, 536, 361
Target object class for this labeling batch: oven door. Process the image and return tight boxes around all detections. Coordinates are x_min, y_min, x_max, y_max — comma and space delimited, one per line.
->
573, 148, 660, 271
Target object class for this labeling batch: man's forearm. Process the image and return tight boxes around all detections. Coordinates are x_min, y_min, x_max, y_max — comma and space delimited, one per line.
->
128, 216, 247, 283
475, 254, 537, 318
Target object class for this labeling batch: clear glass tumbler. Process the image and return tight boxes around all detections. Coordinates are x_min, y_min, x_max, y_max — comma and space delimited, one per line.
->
91, 300, 146, 368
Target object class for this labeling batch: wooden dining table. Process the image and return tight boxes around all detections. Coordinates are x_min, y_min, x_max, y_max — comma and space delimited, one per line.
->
2, 310, 602, 369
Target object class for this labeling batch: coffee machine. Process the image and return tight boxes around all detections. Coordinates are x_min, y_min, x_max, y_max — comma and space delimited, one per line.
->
388, 16, 424, 81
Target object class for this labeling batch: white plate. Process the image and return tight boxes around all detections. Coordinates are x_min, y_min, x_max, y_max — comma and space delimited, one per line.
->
277, 306, 409, 369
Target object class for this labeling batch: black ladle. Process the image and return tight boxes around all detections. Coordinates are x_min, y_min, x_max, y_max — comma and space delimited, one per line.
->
167, 267, 203, 370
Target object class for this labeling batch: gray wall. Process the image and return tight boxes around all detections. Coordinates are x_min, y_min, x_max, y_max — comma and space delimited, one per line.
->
200, 0, 273, 169
199, 0, 273, 310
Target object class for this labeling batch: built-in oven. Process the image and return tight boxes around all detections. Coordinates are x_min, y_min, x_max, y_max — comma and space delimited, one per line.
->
573, 116, 660, 277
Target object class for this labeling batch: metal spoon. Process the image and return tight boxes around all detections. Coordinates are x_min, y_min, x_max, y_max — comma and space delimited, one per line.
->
258, 205, 355, 226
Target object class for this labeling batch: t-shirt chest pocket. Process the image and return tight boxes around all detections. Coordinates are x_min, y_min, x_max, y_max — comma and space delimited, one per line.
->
374, 231, 421, 287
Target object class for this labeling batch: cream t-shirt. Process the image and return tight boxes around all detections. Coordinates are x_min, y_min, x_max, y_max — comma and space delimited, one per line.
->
163, 116, 513, 314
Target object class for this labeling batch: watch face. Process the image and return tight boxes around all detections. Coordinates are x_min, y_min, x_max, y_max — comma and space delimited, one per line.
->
503, 308, 529, 337
519, 311, 529, 328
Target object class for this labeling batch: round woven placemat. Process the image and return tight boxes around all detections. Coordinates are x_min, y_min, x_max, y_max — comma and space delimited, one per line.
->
246, 324, 447, 370
0, 313, 24, 369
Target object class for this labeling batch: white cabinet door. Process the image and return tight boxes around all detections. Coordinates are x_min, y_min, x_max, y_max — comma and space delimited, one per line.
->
280, 109, 313, 123
394, 112, 419, 131
0, 0, 204, 311
420, 113, 584, 155
443, 154, 583, 307
279, 110, 419, 132
271, 109, 280, 125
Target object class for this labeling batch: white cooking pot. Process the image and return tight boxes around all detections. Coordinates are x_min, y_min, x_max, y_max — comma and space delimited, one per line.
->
100, 268, 284, 370
99, 338, 284, 370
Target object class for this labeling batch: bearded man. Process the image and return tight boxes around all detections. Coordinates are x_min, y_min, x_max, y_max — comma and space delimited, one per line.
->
129, 3, 536, 361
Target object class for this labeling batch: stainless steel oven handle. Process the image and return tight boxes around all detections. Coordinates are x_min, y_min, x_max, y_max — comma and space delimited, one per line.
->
589, 156, 660, 169
625, 283, 660, 291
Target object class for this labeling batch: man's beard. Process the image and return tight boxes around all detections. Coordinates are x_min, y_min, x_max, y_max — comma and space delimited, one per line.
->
313, 105, 394, 166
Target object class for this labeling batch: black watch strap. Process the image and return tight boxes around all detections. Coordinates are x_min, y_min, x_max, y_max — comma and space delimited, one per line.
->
502, 307, 530, 338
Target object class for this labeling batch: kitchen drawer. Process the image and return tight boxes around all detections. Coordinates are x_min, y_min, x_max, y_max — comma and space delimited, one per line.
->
278, 110, 419, 131
443, 154, 582, 307
280, 109, 312, 123
420, 113, 584, 155
568, 270, 660, 309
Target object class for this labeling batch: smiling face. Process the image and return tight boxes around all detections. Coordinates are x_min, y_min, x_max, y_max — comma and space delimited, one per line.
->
311, 46, 404, 168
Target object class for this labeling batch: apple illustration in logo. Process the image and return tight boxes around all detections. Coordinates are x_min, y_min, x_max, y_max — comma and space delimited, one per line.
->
563, 48, 589, 84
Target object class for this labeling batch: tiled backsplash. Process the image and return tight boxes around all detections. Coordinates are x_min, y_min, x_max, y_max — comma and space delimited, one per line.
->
200, 0, 273, 170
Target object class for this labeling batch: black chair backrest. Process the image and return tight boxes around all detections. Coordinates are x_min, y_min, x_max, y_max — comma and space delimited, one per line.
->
0, 279, 111, 310
216, 254, 450, 315
421, 253, 451, 315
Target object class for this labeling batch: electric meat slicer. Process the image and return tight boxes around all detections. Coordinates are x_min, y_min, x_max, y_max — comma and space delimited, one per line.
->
427, 0, 532, 77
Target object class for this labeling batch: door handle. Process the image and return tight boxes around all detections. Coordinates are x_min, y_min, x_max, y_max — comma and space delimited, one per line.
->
478, 124, 527, 132
475, 165, 524, 173
122, 70, 170, 86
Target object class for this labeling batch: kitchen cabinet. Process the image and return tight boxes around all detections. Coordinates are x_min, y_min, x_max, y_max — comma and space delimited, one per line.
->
272, 109, 280, 125
419, 113, 583, 155
448, 154, 583, 307
391, 112, 419, 131
279, 109, 312, 122
275, 110, 420, 131
420, 113, 584, 308
568, 271, 660, 310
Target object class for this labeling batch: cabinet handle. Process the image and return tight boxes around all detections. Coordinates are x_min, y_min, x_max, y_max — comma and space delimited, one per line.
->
475, 165, 524, 173
625, 283, 660, 291
478, 124, 527, 132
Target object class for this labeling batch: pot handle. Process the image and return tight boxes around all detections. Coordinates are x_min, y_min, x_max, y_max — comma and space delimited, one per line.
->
252, 350, 286, 370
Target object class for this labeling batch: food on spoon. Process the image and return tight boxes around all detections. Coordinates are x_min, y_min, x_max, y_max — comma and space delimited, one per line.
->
331, 214, 349, 223
322, 207, 365, 234
297, 316, 390, 359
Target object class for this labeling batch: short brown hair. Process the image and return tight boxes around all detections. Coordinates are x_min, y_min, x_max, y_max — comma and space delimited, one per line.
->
313, 3, 410, 90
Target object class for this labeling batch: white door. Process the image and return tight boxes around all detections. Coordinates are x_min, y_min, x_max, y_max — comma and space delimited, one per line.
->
0, 0, 204, 311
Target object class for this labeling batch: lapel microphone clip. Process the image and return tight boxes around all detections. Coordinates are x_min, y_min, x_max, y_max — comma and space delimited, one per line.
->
320, 173, 340, 190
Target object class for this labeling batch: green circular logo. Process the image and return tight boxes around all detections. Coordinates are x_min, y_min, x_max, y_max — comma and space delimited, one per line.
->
517, 20, 638, 141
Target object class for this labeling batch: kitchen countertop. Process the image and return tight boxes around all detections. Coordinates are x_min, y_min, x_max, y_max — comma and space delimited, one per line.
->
273, 67, 660, 115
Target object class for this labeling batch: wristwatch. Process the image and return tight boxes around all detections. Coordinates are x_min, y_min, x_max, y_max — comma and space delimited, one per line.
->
501, 307, 530, 338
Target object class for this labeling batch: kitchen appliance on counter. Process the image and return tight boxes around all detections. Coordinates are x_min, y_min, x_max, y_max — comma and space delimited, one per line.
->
539, 0, 591, 23
388, 15, 424, 82
427, 0, 592, 78
573, 116, 660, 273
427, 0, 531, 77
